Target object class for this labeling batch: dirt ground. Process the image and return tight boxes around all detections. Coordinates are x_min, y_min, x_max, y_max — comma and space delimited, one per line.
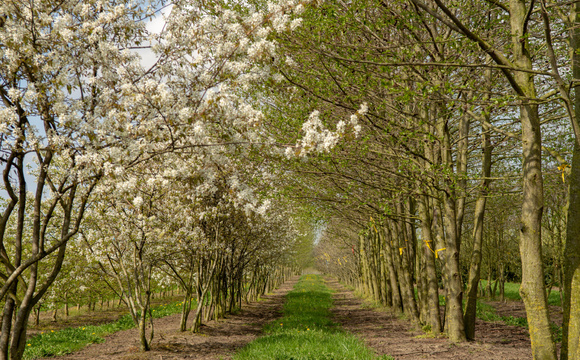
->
40, 278, 298, 360
37, 277, 543, 360
326, 278, 532, 360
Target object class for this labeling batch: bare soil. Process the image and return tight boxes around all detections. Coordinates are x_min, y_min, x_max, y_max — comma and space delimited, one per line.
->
36, 277, 545, 360
39, 278, 298, 360
326, 278, 532, 359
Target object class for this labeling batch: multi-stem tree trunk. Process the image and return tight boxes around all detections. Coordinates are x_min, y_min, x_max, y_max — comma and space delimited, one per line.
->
179, 290, 193, 332
358, 233, 372, 297
417, 112, 442, 334
382, 227, 403, 312
437, 116, 466, 342
370, 231, 382, 303
392, 210, 420, 325
192, 256, 218, 333
408, 0, 558, 354
510, 2, 557, 358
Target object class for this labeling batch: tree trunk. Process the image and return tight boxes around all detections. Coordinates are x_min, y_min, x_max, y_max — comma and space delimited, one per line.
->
562, 3, 580, 359
508, 1, 557, 358
563, 141, 580, 360
464, 120, 492, 340
64, 292, 69, 317
138, 316, 150, 351
438, 117, 466, 342
393, 208, 420, 325
51, 308, 57, 322
418, 194, 442, 334
382, 227, 403, 312
179, 292, 192, 332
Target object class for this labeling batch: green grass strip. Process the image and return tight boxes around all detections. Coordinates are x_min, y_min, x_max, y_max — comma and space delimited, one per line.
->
23, 300, 188, 359
234, 274, 393, 360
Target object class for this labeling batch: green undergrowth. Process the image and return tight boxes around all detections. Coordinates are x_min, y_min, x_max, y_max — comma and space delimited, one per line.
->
476, 301, 562, 342
234, 274, 393, 360
479, 281, 562, 306
23, 300, 187, 359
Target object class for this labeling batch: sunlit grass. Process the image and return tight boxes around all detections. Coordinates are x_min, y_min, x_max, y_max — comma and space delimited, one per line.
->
234, 274, 393, 360
479, 280, 561, 306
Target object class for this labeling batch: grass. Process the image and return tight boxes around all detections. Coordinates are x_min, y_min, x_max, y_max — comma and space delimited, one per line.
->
233, 274, 393, 360
479, 280, 562, 306
23, 300, 187, 359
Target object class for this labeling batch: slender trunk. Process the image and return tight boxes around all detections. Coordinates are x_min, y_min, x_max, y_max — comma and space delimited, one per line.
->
0, 154, 25, 360
563, 141, 580, 360
438, 117, 465, 342
51, 308, 57, 322
179, 291, 192, 332
383, 227, 403, 312
486, 269, 492, 299
418, 194, 442, 334
464, 121, 492, 340
394, 206, 420, 325
138, 316, 150, 351
563, 3, 580, 359
1, 298, 16, 360
370, 232, 382, 303
64, 292, 69, 317
359, 234, 371, 297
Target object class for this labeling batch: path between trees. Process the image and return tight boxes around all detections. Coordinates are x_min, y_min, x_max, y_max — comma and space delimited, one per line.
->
325, 278, 532, 360
41, 276, 532, 360
40, 278, 299, 360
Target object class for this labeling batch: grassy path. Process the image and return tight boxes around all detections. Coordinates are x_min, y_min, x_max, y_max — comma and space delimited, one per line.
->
233, 274, 392, 360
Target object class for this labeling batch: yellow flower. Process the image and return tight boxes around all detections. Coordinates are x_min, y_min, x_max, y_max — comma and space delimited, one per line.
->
51, 330, 54, 333
27, 344, 31, 347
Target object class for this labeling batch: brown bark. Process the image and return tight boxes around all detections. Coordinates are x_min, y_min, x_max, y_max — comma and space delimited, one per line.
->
382, 227, 403, 312
508, 1, 557, 358
394, 204, 420, 325
437, 117, 466, 342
